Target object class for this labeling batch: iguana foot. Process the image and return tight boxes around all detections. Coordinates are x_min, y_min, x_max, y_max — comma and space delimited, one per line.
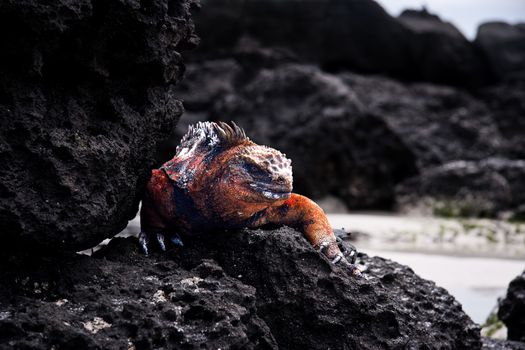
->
336, 236, 357, 264
319, 238, 362, 278
343, 259, 363, 278
170, 233, 184, 247
138, 231, 149, 255
138, 231, 183, 255
156, 233, 166, 251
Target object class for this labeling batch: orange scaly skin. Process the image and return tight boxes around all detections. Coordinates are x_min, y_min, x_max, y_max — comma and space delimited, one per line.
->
140, 121, 360, 276
249, 194, 342, 259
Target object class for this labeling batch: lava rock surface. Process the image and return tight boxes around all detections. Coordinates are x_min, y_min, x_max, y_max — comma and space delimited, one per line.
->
499, 270, 525, 343
0, 0, 198, 250
0, 242, 275, 350
0, 227, 481, 349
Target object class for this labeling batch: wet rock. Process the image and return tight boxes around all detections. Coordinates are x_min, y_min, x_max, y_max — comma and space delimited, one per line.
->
499, 270, 525, 342
475, 22, 525, 82
0, 227, 481, 349
396, 158, 525, 217
192, 0, 488, 86
0, 0, 198, 250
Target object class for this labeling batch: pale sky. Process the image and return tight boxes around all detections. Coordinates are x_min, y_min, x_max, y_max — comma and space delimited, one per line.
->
374, 0, 525, 39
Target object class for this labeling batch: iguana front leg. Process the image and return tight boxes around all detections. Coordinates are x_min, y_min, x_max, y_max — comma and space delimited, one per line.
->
251, 193, 362, 277
139, 169, 184, 254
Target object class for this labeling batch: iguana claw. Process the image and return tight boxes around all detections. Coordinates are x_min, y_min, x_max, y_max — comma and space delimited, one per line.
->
318, 241, 330, 252
139, 231, 183, 255
157, 233, 166, 251
336, 236, 358, 264
319, 237, 362, 278
139, 231, 149, 255
345, 262, 363, 278
332, 252, 344, 264
170, 234, 184, 247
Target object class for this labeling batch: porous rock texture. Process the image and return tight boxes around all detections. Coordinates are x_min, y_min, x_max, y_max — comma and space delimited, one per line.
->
0, 227, 482, 349
0, 0, 198, 250
0, 244, 276, 349
499, 270, 525, 343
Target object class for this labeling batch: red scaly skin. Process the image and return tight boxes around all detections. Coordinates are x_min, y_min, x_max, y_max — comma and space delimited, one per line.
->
140, 122, 360, 275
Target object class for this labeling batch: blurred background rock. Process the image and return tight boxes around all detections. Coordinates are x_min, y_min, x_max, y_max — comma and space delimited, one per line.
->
159, 0, 525, 221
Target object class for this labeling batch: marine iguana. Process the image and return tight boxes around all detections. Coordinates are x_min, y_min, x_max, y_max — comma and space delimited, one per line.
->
140, 121, 361, 276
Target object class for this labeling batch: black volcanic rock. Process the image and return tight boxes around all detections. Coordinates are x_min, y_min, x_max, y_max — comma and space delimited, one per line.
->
396, 158, 525, 217
398, 9, 488, 86
0, 227, 482, 349
340, 73, 504, 169
179, 227, 482, 349
475, 22, 525, 82
499, 270, 525, 342
0, 241, 276, 350
0, 0, 198, 250
191, 0, 489, 86
398, 9, 465, 37
479, 81, 525, 160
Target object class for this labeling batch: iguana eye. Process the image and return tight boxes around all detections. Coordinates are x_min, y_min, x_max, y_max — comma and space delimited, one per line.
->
244, 162, 267, 179
244, 163, 261, 173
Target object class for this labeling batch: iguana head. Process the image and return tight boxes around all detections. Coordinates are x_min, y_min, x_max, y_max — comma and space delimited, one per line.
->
227, 143, 293, 203
174, 121, 293, 204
